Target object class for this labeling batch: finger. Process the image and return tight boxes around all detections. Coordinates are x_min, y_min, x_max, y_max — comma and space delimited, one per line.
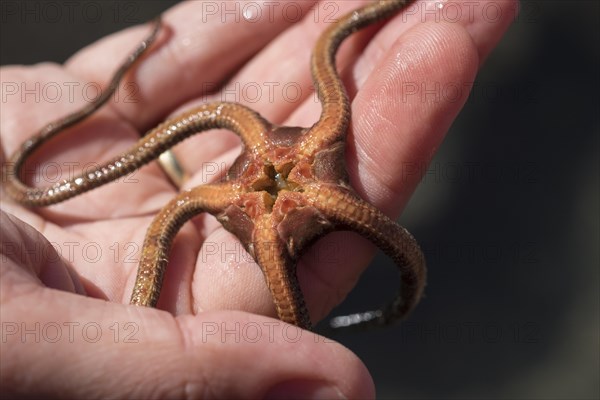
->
349, 20, 479, 214
348, 1, 518, 211
65, 1, 319, 131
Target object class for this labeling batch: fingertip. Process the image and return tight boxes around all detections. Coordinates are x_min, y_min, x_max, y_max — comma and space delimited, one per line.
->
457, 0, 520, 64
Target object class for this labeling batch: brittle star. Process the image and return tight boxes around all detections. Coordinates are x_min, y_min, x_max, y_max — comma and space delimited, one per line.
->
4, 0, 426, 331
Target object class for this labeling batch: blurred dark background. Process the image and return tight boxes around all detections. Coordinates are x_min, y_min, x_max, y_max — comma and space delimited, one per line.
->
1, 1, 598, 399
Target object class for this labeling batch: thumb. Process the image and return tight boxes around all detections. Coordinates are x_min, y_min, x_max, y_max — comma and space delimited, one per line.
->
0, 212, 374, 399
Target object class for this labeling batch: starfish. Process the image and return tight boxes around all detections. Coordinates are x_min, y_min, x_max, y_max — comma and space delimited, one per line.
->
5, 0, 425, 331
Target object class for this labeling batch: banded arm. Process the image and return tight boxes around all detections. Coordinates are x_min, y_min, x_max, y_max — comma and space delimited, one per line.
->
305, 183, 426, 330
4, 103, 270, 206
301, 0, 414, 156
131, 182, 244, 306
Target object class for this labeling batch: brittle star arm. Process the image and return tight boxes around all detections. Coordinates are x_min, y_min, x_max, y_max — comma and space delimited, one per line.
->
301, 0, 413, 156
3, 102, 270, 206
1, 17, 187, 188
304, 183, 426, 330
130, 182, 245, 306
252, 213, 312, 329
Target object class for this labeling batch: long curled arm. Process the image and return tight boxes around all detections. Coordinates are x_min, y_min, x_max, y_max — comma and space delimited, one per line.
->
305, 183, 426, 330
4, 103, 270, 206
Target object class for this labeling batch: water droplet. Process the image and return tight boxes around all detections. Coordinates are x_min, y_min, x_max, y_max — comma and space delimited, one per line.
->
243, 6, 257, 21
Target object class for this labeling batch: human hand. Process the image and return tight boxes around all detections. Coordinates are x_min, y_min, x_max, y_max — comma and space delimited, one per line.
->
1, 0, 517, 397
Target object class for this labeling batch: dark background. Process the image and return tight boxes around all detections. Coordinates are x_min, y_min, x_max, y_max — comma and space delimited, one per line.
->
1, 1, 598, 399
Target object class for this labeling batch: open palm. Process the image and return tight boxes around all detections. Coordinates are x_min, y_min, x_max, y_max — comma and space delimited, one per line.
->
1, 1, 517, 397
